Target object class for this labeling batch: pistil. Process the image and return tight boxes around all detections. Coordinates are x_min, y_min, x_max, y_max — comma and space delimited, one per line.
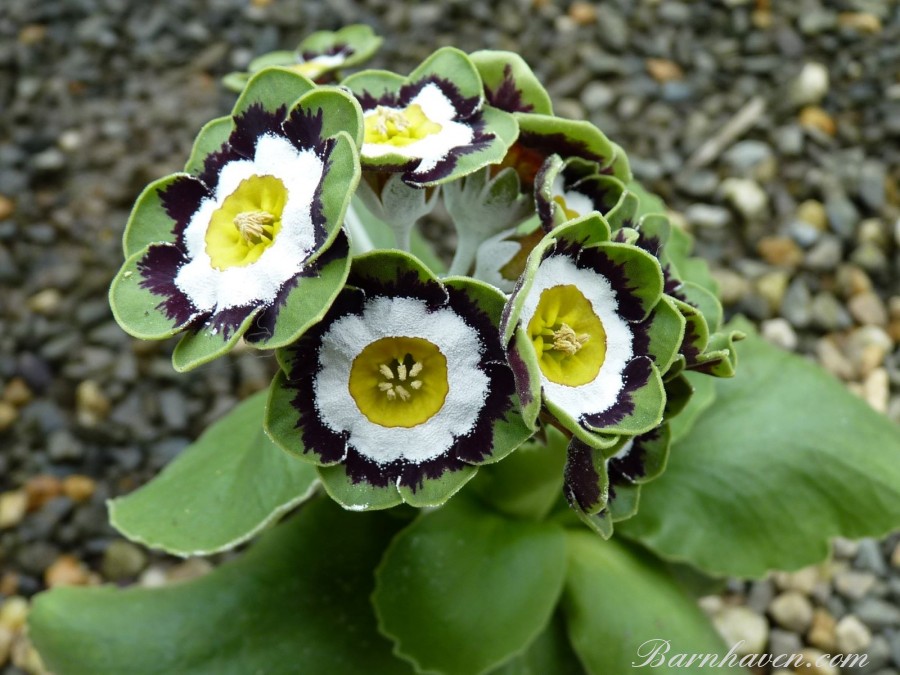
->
550, 323, 590, 356
233, 210, 275, 245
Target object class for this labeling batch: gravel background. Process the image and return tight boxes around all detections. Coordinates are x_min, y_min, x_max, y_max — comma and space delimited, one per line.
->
1, 0, 899, 673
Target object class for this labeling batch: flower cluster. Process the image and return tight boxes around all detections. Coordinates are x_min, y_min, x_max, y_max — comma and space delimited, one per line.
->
111, 30, 738, 530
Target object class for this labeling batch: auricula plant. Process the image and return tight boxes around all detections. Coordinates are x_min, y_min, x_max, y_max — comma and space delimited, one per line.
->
29, 28, 900, 675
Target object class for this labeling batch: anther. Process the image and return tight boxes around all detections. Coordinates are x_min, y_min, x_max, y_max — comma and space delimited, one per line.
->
410, 380, 422, 390
233, 211, 275, 244
378, 364, 394, 379
395, 385, 411, 401
409, 362, 423, 377
551, 323, 590, 356
397, 363, 407, 381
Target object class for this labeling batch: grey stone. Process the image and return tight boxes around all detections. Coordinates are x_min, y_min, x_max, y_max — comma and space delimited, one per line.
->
811, 292, 853, 331
102, 540, 148, 581
685, 203, 731, 229
859, 161, 886, 211
781, 278, 812, 328
856, 539, 889, 575
826, 193, 860, 239
723, 140, 773, 173
805, 235, 843, 270
580, 82, 615, 111
854, 598, 900, 630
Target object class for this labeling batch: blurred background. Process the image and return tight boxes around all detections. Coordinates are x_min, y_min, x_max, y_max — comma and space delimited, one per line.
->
0, 0, 898, 673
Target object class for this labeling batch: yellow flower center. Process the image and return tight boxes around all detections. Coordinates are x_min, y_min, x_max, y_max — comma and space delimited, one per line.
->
553, 194, 581, 220
205, 175, 287, 270
348, 336, 449, 427
526, 284, 607, 386
292, 61, 328, 79
363, 104, 443, 147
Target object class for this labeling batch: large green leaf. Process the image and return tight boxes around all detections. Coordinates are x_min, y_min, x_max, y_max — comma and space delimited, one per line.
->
562, 532, 745, 674
621, 319, 900, 578
374, 497, 568, 675
30, 498, 414, 675
488, 613, 585, 675
109, 392, 318, 557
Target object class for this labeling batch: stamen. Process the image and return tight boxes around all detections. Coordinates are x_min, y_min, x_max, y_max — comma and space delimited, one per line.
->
409, 362, 423, 377
397, 363, 407, 381
233, 210, 275, 244
410, 380, 422, 390
378, 364, 394, 379
551, 323, 590, 355
385, 389, 397, 401
378, 382, 393, 392
395, 385, 411, 401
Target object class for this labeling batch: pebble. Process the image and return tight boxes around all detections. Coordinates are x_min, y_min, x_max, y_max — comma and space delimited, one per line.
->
856, 539, 889, 576
0, 491, 27, 529
712, 269, 749, 305
811, 292, 852, 331
805, 236, 843, 271
761, 318, 798, 351
685, 203, 731, 229
101, 540, 149, 581
891, 543, 900, 569
782, 278, 812, 328
854, 598, 900, 630
799, 106, 837, 136
0, 597, 28, 631
44, 554, 91, 588
769, 591, 814, 633
61, 475, 96, 503
826, 194, 861, 240
862, 368, 889, 413
721, 178, 768, 221
808, 608, 838, 652
0, 402, 17, 432
0, 196, 14, 220
3, 378, 33, 407
645, 58, 683, 83
76, 379, 111, 426
835, 570, 878, 600
797, 199, 828, 230
722, 140, 774, 173
769, 628, 803, 660
791, 62, 830, 106
712, 606, 768, 655
167, 558, 214, 583
24, 475, 62, 511
758, 236, 803, 268
795, 648, 839, 675
848, 293, 889, 327
836, 615, 873, 654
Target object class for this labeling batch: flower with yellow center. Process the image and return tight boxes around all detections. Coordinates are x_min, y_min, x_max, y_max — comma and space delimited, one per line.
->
110, 76, 362, 371
501, 214, 677, 445
267, 251, 532, 511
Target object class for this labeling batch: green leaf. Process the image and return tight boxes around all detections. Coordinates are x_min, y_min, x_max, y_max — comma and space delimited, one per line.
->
487, 613, 585, 675
109, 392, 318, 556
562, 532, 744, 675
30, 498, 414, 675
470, 426, 567, 521
626, 180, 666, 218
374, 497, 568, 675
621, 319, 900, 578
184, 116, 233, 176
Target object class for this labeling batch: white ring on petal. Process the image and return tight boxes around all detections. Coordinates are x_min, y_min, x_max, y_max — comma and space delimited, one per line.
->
519, 254, 634, 420
174, 134, 324, 313
360, 83, 476, 175
552, 174, 595, 217
313, 296, 489, 465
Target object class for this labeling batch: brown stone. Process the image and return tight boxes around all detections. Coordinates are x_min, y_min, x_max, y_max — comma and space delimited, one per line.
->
45, 555, 91, 588
796, 199, 828, 230
17, 24, 47, 45
646, 58, 683, 83
0, 196, 14, 221
568, 1, 597, 25
799, 107, 836, 136
838, 12, 882, 33
0, 403, 16, 432
848, 292, 888, 327
0, 573, 18, 597
807, 608, 837, 652
24, 474, 62, 511
2, 378, 32, 407
62, 475, 96, 503
757, 236, 803, 268
0, 491, 27, 530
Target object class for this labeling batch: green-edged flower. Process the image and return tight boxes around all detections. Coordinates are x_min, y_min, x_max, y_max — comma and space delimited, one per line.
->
267, 251, 532, 511
110, 70, 362, 371
618, 209, 741, 379
501, 214, 685, 446
563, 424, 671, 538
223, 24, 382, 92
344, 47, 518, 188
